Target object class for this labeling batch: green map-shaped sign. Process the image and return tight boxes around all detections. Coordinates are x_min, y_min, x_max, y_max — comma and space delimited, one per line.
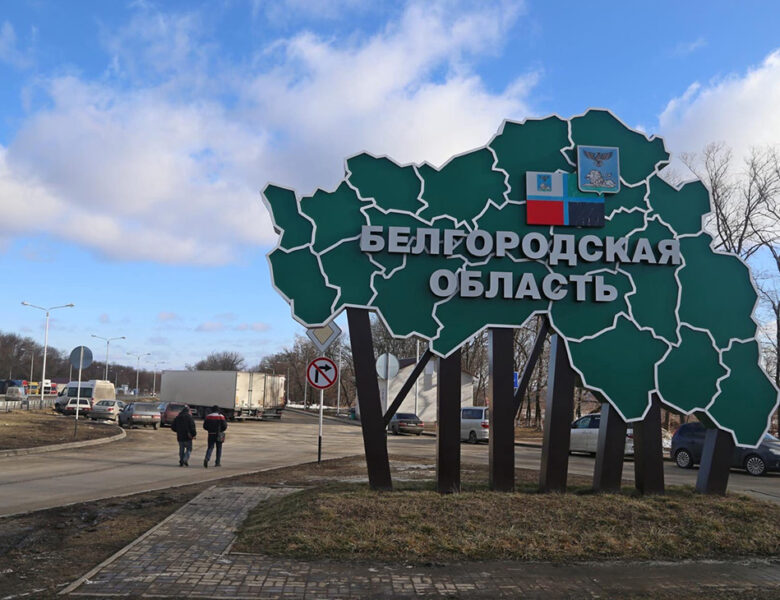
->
263, 109, 779, 447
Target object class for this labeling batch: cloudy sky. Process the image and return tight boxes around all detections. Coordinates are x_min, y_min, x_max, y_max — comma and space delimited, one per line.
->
2, 0, 780, 370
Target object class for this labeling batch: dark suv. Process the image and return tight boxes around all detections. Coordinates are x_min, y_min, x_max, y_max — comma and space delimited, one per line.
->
671, 422, 780, 476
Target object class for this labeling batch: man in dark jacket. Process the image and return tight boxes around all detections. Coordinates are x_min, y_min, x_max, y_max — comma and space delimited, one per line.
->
203, 405, 227, 468
171, 406, 196, 467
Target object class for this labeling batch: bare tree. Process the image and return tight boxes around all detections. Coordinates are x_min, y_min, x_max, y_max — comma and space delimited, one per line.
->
188, 351, 246, 371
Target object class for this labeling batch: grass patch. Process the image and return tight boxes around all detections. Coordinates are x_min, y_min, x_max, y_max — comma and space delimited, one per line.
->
234, 478, 780, 563
0, 410, 119, 450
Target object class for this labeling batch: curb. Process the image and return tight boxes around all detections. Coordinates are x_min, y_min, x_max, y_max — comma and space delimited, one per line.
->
0, 426, 126, 458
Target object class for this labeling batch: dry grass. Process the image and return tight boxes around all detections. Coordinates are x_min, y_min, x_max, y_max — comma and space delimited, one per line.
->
0, 409, 119, 450
234, 478, 780, 563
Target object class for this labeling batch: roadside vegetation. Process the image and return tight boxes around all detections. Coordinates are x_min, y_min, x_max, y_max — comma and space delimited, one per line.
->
235, 467, 780, 563
0, 409, 119, 450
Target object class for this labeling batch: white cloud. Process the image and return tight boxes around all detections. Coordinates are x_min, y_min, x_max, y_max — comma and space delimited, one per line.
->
0, 1, 534, 264
235, 322, 270, 332
659, 49, 780, 164
157, 311, 180, 322
672, 37, 707, 57
195, 321, 225, 332
0, 21, 32, 68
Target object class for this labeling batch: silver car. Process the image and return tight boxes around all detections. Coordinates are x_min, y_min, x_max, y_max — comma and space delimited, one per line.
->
90, 399, 126, 423
461, 406, 490, 443
119, 402, 162, 429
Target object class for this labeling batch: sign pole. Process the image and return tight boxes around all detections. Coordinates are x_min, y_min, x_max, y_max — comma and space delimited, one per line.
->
336, 347, 342, 415
318, 388, 324, 463
414, 341, 419, 416
384, 352, 390, 415
74, 347, 83, 438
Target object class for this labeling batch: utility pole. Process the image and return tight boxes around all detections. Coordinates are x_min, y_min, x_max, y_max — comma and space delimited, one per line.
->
21, 301, 74, 406
336, 346, 342, 415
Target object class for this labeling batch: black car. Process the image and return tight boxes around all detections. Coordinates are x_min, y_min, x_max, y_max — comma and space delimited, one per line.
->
387, 412, 424, 435
671, 422, 780, 476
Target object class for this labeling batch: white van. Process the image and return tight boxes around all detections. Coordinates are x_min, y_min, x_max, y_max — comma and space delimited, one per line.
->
460, 406, 489, 443
56, 380, 116, 411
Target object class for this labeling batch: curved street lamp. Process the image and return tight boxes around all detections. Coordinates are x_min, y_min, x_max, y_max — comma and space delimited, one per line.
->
91, 334, 126, 380
21, 301, 74, 404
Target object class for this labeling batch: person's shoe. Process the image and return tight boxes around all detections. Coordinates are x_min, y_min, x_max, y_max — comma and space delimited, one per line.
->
215, 462, 221, 467
184, 461, 189, 467
203, 459, 208, 468
179, 461, 183, 467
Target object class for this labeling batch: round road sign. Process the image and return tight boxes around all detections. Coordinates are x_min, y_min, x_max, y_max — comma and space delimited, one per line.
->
375, 353, 399, 380
69, 346, 93, 370
307, 356, 338, 390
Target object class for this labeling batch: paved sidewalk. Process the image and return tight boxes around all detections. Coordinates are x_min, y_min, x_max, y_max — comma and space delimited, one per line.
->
63, 486, 780, 598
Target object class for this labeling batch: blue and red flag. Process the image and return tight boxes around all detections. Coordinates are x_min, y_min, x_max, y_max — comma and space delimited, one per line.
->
525, 171, 604, 227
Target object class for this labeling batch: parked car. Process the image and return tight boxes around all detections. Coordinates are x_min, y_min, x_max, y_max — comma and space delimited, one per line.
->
119, 402, 162, 429
388, 412, 424, 435
90, 400, 126, 423
158, 402, 191, 427
570, 414, 634, 455
56, 380, 116, 412
569, 414, 672, 455
5, 386, 27, 400
62, 397, 92, 416
671, 422, 780, 476
461, 406, 489, 443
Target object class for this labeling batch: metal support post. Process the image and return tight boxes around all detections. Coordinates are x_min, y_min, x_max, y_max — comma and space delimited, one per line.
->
318, 389, 324, 463
437, 349, 461, 494
489, 328, 515, 491
633, 394, 665, 495
539, 334, 575, 493
695, 427, 735, 495
593, 402, 627, 492
346, 308, 392, 491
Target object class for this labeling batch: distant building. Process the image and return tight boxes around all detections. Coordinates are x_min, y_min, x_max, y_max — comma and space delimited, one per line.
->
357, 357, 474, 424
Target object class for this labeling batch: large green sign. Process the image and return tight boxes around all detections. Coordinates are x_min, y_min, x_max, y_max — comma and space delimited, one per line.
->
263, 109, 779, 447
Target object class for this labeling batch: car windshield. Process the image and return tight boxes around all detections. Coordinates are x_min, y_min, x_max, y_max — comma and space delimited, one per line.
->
68, 387, 93, 397
396, 413, 417, 420
765, 433, 779, 442
134, 403, 158, 411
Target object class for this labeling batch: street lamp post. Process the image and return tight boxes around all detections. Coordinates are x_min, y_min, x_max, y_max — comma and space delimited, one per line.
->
21, 302, 74, 405
127, 352, 150, 397
152, 361, 166, 396
91, 335, 126, 380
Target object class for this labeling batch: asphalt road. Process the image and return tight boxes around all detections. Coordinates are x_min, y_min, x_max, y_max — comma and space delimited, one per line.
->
0, 411, 777, 516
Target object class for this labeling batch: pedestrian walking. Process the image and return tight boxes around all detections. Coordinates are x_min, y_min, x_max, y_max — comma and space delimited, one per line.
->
171, 406, 196, 467
203, 405, 227, 468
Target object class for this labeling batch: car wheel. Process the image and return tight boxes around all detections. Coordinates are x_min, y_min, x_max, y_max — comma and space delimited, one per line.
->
675, 449, 694, 469
153, 423, 158, 430
744, 454, 766, 476
468, 431, 477, 444
392, 425, 399, 435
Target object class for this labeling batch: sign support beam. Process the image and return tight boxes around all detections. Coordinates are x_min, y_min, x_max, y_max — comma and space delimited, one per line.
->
436, 349, 461, 494
489, 328, 515, 492
695, 427, 735, 495
539, 334, 575, 493
593, 402, 627, 492
346, 308, 392, 491
633, 394, 665, 495
513, 317, 549, 419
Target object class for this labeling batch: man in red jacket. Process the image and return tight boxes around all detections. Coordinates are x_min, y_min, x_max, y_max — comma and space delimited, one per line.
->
203, 405, 227, 468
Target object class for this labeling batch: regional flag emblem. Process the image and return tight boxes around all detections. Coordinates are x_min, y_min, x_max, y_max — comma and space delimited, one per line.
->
526, 171, 605, 227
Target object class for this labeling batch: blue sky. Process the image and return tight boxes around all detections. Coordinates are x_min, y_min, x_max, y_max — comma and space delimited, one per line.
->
2, 0, 780, 370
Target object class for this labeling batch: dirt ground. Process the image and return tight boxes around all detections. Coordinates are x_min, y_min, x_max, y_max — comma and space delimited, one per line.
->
0, 409, 120, 450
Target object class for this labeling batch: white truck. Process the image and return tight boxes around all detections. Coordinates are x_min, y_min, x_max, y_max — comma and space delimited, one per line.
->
159, 370, 286, 420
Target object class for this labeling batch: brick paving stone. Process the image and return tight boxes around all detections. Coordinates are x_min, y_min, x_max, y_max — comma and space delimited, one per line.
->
64, 485, 780, 599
